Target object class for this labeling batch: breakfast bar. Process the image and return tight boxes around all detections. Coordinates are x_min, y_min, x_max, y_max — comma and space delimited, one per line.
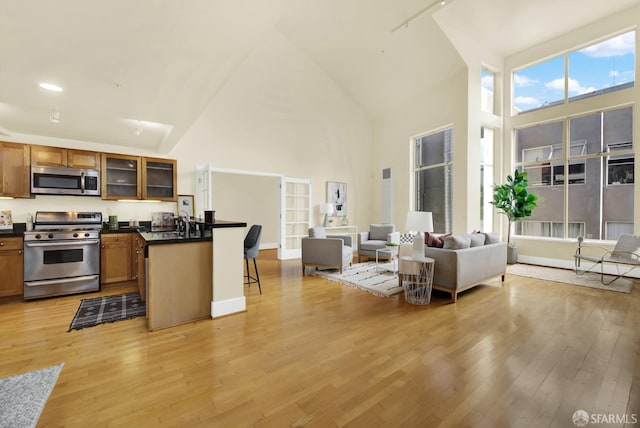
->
140, 220, 247, 331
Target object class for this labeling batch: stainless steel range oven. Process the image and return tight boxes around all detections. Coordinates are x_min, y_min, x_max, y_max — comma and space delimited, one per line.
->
24, 211, 102, 300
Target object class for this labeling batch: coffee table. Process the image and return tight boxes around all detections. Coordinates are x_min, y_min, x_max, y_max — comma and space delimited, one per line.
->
376, 246, 399, 276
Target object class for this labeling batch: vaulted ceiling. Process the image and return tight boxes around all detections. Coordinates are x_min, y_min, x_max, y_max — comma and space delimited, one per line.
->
0, 0, 636, 153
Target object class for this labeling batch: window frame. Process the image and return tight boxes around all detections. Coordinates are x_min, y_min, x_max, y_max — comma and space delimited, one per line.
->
512, 30, 635, 116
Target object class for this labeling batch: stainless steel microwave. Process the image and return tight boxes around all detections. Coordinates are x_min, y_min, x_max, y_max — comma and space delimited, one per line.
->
31, 166, 101, 196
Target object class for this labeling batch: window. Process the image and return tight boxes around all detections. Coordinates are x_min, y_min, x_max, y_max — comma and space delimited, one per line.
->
480, 127, 494, 231
513, 55, 564, 114
569, 32, 635, 103
521, 141, 586, 186
607, 142, 634, 185
514, 106, 634, 240
521, 220, 585, 238
512, 31, 635, 115
481, 69, 495, 114
414, 128, 453, 233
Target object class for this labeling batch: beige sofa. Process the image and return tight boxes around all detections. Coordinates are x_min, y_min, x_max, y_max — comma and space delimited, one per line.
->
398, 233, 507, 302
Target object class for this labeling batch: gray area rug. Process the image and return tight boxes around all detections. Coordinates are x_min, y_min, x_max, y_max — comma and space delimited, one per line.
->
507, 263, 634, 293
68, 291, 145, 331
0, 363, 63, 428
308, 262, 403, 297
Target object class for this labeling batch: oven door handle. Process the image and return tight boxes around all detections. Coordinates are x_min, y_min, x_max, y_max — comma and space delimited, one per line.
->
24, 275, 100, 287
25, 239, 100, 248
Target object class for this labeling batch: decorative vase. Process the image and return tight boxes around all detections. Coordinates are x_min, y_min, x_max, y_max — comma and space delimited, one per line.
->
412, 232, 424, 259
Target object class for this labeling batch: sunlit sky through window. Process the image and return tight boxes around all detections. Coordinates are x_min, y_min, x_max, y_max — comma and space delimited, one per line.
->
509, 31, 635, 113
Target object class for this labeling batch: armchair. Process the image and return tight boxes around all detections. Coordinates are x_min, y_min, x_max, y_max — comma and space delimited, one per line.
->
357, 224, 400, 262
574, 234, 640, 285
302, 227, 353, 275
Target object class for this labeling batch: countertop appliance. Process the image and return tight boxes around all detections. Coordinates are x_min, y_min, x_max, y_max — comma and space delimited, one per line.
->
31, 165, 100, 196
23, 211, 102, 300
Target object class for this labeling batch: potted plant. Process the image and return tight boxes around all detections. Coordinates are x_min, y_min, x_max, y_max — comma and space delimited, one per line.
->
491, 169, 537, 264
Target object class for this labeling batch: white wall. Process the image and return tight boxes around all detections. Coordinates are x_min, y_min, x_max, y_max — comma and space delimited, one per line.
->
2, 29, 374, 233
211, 172, 280, 248
372, 68, 469, 233
169, 29, 374, 230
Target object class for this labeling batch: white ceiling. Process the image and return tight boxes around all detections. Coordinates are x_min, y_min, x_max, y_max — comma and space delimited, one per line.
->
0, 0, 636, 153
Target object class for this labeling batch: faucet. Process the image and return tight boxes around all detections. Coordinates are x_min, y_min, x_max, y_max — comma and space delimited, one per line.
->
183, 216, 190, 238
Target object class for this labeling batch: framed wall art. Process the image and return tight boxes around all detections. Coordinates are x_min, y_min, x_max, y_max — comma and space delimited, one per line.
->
178, 195, 194, 218
326, 181, 347, 216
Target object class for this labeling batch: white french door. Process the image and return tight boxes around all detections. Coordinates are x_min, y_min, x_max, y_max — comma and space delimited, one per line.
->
280, 177, 312, 260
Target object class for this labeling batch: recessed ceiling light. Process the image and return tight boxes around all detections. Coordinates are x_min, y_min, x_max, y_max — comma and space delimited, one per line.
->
39, 82, 63, 92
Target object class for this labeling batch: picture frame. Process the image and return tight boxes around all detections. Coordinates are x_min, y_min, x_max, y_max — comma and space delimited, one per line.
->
177, 195, 194, 218
0, 210, 12, 230
326, 181, 347, 216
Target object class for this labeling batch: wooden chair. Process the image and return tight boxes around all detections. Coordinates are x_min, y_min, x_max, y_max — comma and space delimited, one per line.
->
574, 234, 640, 285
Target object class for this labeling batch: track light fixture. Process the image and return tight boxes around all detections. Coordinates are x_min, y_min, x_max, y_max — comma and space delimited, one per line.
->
391, 0, 454, 33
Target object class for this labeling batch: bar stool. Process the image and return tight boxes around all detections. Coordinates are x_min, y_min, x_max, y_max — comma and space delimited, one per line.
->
244, 225, 262, 294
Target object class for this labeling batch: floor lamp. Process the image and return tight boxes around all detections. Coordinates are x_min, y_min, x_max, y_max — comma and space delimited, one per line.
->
405, 211, 434, 259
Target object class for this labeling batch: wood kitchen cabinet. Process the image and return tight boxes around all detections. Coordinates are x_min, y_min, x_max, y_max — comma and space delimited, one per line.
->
0, 142, 30, 198
31, 145, 100, 169
0, 237, 24, 299
132, 234, 146, 300
100, 233, 133, 285
142, 157, 176, 201
102, 153, 176, 201
101, 153, 142, 200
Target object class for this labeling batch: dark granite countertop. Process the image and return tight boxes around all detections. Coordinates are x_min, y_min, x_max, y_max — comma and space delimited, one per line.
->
0, 223, 26, 238
127, 220, 246, 246
0, 220, 247, 243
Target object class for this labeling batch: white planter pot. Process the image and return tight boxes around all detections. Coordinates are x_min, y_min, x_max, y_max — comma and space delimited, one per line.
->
507, 246, 518, 264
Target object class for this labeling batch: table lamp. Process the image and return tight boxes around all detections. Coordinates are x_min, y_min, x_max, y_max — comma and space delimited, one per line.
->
405, 211, 434, 259
320, 203, 335, 227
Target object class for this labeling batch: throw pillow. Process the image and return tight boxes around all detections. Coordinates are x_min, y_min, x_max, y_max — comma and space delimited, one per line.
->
426, 232, 450, 248
399, 233, 415, 244
482, 232, 500, 245
469, 233, 485, 247
309, 227, 326, 238
443, 234, 471, 250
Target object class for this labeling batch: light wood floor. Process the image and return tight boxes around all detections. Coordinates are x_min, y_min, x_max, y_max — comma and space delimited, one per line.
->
2, 250, 640, 427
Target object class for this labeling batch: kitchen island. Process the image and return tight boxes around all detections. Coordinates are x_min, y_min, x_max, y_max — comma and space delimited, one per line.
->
138, 220, 247, 331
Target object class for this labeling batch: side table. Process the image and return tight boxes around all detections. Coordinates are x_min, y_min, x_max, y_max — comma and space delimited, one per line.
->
399, 255, 434, 305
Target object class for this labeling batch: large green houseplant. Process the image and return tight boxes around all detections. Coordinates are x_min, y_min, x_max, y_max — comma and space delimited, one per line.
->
491, 169, 537, 263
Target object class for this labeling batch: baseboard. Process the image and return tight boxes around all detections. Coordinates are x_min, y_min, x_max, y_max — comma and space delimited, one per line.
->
211, 296, 246, 318
517, 255, 640, 279
260, 242, 278, 250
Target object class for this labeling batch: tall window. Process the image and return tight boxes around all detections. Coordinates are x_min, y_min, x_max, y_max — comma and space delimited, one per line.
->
480, 127, 494, 231
414, 128, 453, 232
481, 69, 495, 114
514, 106, 633, 240
513, 31, 635, 114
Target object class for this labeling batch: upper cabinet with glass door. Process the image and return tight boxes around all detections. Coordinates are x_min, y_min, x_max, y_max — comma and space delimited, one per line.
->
101, 153, 142, 200
102, 154, 177, 201
142, 157, 177, 201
